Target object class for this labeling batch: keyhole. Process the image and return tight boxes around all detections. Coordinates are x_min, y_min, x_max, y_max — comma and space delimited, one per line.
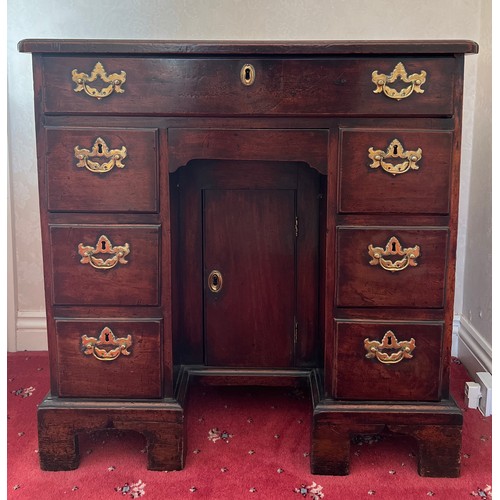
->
393, 144, 399, 155
101, 240, 107, 251
97, 143, 103, 154
212, 275, 219, 287
392, 241, 397, 252
241, 64, 255, 86
105, 332, 110, 342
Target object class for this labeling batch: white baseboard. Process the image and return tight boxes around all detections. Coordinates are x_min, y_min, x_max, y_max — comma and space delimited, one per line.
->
452, 315, 461, 357
454, 313, 492, 376
15, 310, 48, 351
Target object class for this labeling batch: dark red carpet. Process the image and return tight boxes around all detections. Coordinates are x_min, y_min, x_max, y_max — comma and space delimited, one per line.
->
8, 352, 491, 499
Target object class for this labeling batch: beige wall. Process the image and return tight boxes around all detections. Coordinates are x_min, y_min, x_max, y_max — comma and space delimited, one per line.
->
457, 0, 492, 374
7, 1, 490, 373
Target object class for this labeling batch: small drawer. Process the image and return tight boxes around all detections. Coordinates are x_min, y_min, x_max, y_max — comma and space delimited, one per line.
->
336, 227, 448, 308
41, 56, 455, 116
338, 128, 453, 214
46, 127, 159, 213
55, 320, 162, 398
50, 225, 160, 306
334, 320, 443, 401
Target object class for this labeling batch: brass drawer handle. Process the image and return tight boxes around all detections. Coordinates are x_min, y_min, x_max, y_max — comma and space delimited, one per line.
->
208, 270, 223, 293
240, 64, 255, 86
364, 330, 416, 364
72, 62, 126, 99
368, 236, 420, 272
81, 326, 132, 361
78, 234, 130, 270
372, 62, 426, 100
74, 137, 127, 174
368, 139, 422, 176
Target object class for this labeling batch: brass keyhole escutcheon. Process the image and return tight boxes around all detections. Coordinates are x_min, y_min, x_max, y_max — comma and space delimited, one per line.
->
208, 270, 223, 293
240, 64, 255, 86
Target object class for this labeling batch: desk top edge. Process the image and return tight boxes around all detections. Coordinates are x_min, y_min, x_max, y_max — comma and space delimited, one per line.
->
18, 39, 479, 55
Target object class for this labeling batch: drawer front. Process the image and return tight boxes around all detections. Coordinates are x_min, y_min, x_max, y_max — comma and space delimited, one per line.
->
42, 56, 455, 116
334, 321, 443, 401
336, 227, 448, 308
55, 320, 162, 398
338, 129, 453, 214
50, 225, 160, 306
46, 128, 159, 213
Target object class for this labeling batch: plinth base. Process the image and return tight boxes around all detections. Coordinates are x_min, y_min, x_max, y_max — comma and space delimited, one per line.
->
311, 398, 463, 477
37, 395, 185, 471
37, 372, 463, 477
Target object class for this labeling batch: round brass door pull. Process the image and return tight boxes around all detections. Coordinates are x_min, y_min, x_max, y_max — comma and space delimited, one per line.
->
208, 270, 223, 293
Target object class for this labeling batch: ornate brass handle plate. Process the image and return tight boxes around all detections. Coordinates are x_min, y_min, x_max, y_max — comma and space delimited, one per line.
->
74, 137, 127, 174
372, 62, 426, 100
78, 234, 130, 270
81, 326, 132, 361
368, 236, 420, 272
364, 330, 416, 364
72, 62, 126, 99
368, 139, 422, 176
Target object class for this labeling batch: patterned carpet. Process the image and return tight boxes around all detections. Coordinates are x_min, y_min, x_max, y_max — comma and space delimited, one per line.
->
7, 352, 492, 499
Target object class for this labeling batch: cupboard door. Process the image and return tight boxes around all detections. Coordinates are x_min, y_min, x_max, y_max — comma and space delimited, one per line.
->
203, 189, 296, 367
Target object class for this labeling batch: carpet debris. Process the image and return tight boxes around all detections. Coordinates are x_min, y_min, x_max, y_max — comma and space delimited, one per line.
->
294, 482, 324, 499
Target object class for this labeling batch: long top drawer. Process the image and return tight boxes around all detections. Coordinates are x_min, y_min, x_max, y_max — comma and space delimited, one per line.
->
40, 56, 458, 116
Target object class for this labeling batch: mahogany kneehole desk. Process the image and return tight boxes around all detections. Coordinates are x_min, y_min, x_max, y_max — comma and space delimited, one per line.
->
18, 39, 478, 476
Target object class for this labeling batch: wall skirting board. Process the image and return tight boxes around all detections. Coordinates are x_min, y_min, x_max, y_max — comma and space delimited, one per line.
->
13, 311, 491, 378
453, 314, 492, 376
15, 311, 48, 351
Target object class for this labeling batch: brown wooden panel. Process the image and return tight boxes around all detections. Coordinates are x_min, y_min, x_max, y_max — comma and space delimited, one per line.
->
296, 166, 321, 367
203, 188, 296, 367
55, 320, 162, 398
50, 225, 160, 306
46, 127, 159, 212
42, 57, 455, 116
338, 128, 453, 214
334, 321, 443, 401
336, 227, 448, 308
168, 129, 328, 174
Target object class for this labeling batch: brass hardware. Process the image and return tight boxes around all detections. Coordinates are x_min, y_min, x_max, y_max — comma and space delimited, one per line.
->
368, 139, 422, 176
240, 64, 256, 86
78, 234, 130, 270
208, 270, 223, 293
81, 326, 132, 361
74, 137, 127, 174
364, 330, 416, 364
372, 62, 426, 100
368, 236, 420, 273
72, 62, 126, 99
